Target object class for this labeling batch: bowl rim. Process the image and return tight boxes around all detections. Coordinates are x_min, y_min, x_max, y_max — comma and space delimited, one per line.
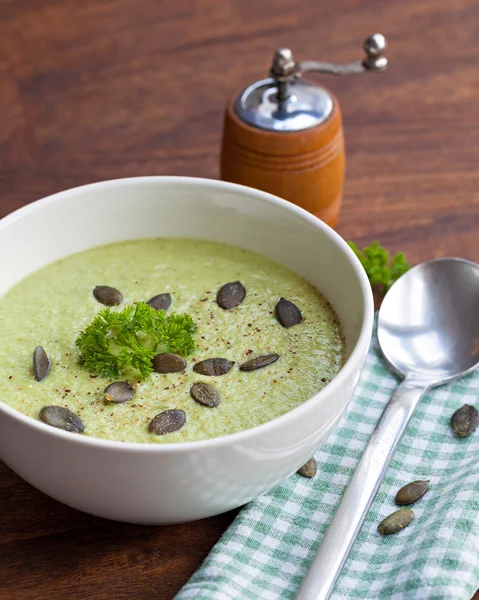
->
0, 176, 374, 453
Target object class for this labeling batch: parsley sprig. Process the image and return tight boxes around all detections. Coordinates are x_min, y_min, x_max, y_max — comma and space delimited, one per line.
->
348, 241, 411, 294
75, 302, 195, 379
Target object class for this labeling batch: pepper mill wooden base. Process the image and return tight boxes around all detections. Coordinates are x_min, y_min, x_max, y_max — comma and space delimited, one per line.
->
220, 89, 345, 228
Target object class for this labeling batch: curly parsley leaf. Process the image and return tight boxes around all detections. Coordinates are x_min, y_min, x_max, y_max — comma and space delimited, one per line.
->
75, 302, 196, 379
348, 241, 411, 294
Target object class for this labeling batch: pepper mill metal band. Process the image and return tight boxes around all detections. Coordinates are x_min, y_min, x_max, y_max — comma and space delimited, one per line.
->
220, 34, 387, 228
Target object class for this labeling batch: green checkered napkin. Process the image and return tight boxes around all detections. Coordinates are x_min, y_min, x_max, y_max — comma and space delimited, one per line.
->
176, 332, 479, 600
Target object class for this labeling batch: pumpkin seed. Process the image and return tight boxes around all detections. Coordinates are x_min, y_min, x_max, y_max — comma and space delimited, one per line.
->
193, 358, 234, 376
39, 406, 84, 433
239, 354, 280, 372
147, 293, 172, 311
275, 297, 302, 328
93, 285, 123, 306
33, 346, 51, 382
190, 382, 220, 407
149, 409, 186, 435
152, 353, 187, 373
217, 281, 246, 309
395, 480, 430, 505
450, 404, 478, 438
104, 381, 135, 403
378, 508, 414, 535
298, 457, 317, 478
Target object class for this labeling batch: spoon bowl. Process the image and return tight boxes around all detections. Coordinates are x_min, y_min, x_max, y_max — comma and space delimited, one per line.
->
378, 258, 479, 385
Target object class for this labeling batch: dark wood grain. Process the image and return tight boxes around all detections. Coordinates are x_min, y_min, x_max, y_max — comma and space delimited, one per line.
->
0, 0, 478, 598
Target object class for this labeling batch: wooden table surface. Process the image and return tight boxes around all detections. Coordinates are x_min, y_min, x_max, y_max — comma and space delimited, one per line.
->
1, 0, 478, 598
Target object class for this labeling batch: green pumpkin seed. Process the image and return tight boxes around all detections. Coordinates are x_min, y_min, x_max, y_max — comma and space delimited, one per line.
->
239, 354, 280, 372
39, 406, 84, 433
395, 480, 430, 505
149, 409, 186, 435
193, 358, 234, 376
275, 297, 302, 328
147, 293, 172, 311
33, 346, 51, 382
216, 281, 246, 310
104, 381, 135, 403
450, 404, 478, 438
378, 508, 414, 535
298, 458, 317, 478
93, 285, 123, 306
190, 382, 220, 407
152, 353, 187, 373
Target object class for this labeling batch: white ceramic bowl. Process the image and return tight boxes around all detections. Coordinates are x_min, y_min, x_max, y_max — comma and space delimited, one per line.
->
0, 177, 373, 524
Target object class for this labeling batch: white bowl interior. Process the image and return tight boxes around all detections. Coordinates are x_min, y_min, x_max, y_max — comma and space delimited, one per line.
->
0, 177, 366, 359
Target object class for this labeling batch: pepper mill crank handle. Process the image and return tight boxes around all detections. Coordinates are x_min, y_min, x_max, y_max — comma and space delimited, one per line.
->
271, 34, 388, 86
299, 33, 388, 76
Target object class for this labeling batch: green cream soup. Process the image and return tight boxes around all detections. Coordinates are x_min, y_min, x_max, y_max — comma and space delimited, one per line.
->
0, 239, 345, 443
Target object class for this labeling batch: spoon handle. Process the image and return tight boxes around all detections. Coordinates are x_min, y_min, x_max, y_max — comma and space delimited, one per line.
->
295, 379, 426, 600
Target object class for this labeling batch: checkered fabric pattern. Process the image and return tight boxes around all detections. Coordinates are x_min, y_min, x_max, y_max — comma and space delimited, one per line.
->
176, 333, 479, 600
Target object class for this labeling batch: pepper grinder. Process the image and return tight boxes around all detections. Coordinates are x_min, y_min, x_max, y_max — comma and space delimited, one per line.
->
220, 34, 387, 227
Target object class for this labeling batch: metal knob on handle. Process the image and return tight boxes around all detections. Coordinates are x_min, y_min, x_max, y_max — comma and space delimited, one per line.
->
362, 33, 388, 71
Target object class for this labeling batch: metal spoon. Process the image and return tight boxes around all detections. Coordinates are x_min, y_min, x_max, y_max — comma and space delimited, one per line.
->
296, 257, 479, 600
